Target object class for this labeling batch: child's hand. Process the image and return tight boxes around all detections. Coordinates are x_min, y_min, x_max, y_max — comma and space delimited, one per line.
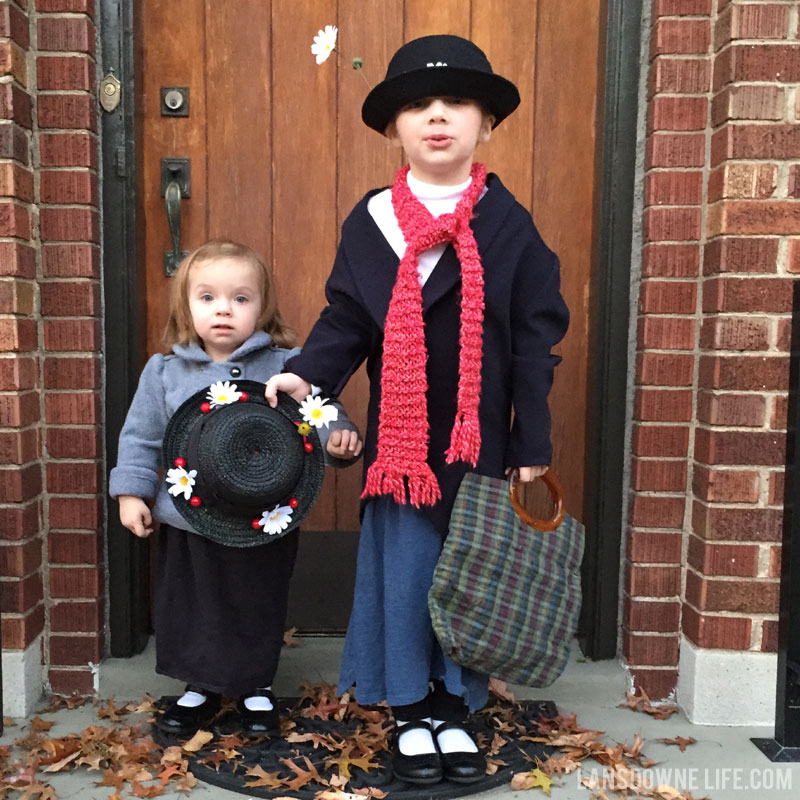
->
506, 465, 549, 482
326, 429, 363, 459
264, 373, 313, 406
118, 495, 154, 538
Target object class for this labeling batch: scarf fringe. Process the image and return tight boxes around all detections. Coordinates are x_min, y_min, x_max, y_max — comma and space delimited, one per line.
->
362, 461, 442, 508
445, 412, 481, 466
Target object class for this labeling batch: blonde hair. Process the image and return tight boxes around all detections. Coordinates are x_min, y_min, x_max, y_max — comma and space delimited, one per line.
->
163, 240, 296, 351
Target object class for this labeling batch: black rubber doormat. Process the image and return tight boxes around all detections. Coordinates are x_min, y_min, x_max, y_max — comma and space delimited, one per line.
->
153, 683, 557, 799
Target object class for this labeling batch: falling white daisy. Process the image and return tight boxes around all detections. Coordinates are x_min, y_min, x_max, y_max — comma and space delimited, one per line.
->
299, 395, 339, 429
259, 504, 294, 535
311, 24, 338, 64
206, 381, 241, 408
166, 466, 197, 500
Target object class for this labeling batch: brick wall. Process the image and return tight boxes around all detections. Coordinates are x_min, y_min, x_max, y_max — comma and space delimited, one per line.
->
1, 0, 101, 700
626, 0, 795, 699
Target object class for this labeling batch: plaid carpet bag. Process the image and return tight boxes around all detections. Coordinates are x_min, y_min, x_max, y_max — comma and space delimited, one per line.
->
428, 471, 583, 687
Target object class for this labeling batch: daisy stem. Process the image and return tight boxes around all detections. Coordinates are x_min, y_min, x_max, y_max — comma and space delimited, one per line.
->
334, 48, 372, 89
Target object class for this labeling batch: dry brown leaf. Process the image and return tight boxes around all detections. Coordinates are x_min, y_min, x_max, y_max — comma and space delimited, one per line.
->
2, 718, 16, 728
131, 781, 164, 798
29, 718, 55, 733
656, 735, 696, 752
280, 754, 324, 791
510, 767, 554, 793
181, 729, 214, 753
283, 627, 303, 646
244, 764, 285, 789
488, 678, 516, 703
41, 749, 82, 773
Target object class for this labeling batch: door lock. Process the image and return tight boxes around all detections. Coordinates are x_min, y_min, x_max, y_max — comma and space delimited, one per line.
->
160, 86, 189, 117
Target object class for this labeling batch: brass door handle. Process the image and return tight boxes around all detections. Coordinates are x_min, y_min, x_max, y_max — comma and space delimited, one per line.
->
161, 158, 190, 275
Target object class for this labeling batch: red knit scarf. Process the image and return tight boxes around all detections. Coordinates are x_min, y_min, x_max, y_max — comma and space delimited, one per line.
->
362, 162, 486, 507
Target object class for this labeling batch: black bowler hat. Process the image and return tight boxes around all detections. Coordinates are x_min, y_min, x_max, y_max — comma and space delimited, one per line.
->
362, 35, 520, 134
162, 380, 325, 547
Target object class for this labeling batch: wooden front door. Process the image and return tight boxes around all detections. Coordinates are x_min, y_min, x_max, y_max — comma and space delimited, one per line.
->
135, 0, 604, 630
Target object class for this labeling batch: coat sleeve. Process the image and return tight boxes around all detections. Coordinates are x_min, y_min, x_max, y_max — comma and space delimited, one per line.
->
504, 230, 570, 467
108, 355, 170, 500
285, 243, 376, 398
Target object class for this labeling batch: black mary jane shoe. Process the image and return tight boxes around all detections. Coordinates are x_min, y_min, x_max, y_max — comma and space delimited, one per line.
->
391, 719, 443, 786
238, 689, 281, 738
157, 685, 221, 737
434, 720, 486, 784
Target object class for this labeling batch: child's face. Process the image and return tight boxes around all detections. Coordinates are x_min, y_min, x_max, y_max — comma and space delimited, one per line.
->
187, 256, 263, 362
387, 96, 494, 185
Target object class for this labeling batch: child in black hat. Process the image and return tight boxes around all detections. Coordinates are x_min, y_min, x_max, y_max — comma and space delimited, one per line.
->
266, 35, 569, 784
110, 239, 362, 738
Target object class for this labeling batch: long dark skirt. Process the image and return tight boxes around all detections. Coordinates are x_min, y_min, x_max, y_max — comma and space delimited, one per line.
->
154, 524, 298, 696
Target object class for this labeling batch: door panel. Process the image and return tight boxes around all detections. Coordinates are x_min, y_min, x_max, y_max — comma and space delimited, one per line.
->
136, 0, 603, 628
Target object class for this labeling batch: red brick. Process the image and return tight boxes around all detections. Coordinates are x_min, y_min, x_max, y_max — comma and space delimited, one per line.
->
634, 388, 693, 422
682, 606, 751, 649
653, 0, 712, 15
699, 317, 769, 351
627, 529, 683, 563
50, 599, 103, 632
40, 281, 99, 316
636, 352, 695, 386
0, 501, 40, 541
48, 496, 100, 530
0, 82, 32, 128
645, 171, 703, 206
46, 462, 100, 494
39, 132, 97, 167
687, 535, 759, 575
0, 428, 39, 464
772, 395, 787, 430
761, 619, 778, 653
0, 318, 36, 352
0, 121, 29, 164
649, 96, 707, 132
0, 280, 35, 315
644, 207, 702, 242
0, 538, 42, 577
639, 280, 697, 313
1, 605, 45, 649
48, 668, 95, 696
649, 56, 710, 96
692, 501, 783, 541
36, 0, 95, 14
630, 496, 686, 529
0, 162, 34, 203
0, 201, 31, 238
40, 170, 97, 205
631, 459, 687, 492
49, 634, 102, 666
0, 242, 35, 278
46, 427, 100, 458
686, 570, 778, 613
714, 44, 800, 89
43, 319, 101, 351
713, 124, 800, 165
642, 244, 700, 278
704, 278, 791, 313
42, 243, 99, 277
705, 237, 778, 275
48, 530, 102, 564
697, 392, 766, 427
695, 427, 784, 465
790, 166, 800, 199
1, 2, 30, 49
651, 18, 710, 57
37, 56, 93, 91
699, 355, 788, 391
790, 239, 800, 273
43, 356, 100, 389
638, 317, 695, 350
627, 669, 678, 702
769, 470, 784, 504
769, 544, 781, 577
711, 84, 784, 126
707, 163, 777, 202
624, 632, 679, 666
49, 565, 102, 598
40, 207, 99, 242
632, 424, 689, 457
624, 597, 680, 633
45, 392, 99, 424
37, 17, 95, 56
715, 2, 788, 50
646, 133, 706, 168
0, 390, 39, 426
0, 463, 42, 502
37, 94, 96, 131
0, 355, 37, 390
0, 572, 43, 613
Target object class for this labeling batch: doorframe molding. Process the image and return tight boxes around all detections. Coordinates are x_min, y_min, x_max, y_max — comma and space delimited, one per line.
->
100, 0, 150, 657
579, 0, 643, 659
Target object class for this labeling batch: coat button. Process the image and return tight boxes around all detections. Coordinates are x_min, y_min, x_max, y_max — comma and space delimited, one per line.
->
230, 367, 242, 378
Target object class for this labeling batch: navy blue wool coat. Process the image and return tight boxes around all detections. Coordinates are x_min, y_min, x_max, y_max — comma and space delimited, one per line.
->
286, 173, 570, 534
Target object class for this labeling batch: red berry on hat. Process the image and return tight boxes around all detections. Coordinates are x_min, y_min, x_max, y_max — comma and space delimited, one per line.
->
190, 496, 202, 507
288, 498, 299, 509
174, 457, 186, 468
200, 402, 211, 413
251, 519, 262, 529
304, 442, 313, 453
239, 392, 248, 402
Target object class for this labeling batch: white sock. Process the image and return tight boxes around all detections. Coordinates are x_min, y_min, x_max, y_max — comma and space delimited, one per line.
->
396, 718, 436, 756
433, 719, 479, 754
244, 687, 274, 711
177, 690, 206, 708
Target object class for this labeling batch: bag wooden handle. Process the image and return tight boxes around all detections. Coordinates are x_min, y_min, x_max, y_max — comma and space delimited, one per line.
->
508, 469, 566, 532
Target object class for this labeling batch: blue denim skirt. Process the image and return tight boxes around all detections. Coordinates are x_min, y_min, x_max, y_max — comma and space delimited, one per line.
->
338, 498, 488, 711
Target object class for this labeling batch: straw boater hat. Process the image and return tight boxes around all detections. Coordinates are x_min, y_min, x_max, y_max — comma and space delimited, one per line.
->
162, 380, 328, 547
361, 34, 520, 134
